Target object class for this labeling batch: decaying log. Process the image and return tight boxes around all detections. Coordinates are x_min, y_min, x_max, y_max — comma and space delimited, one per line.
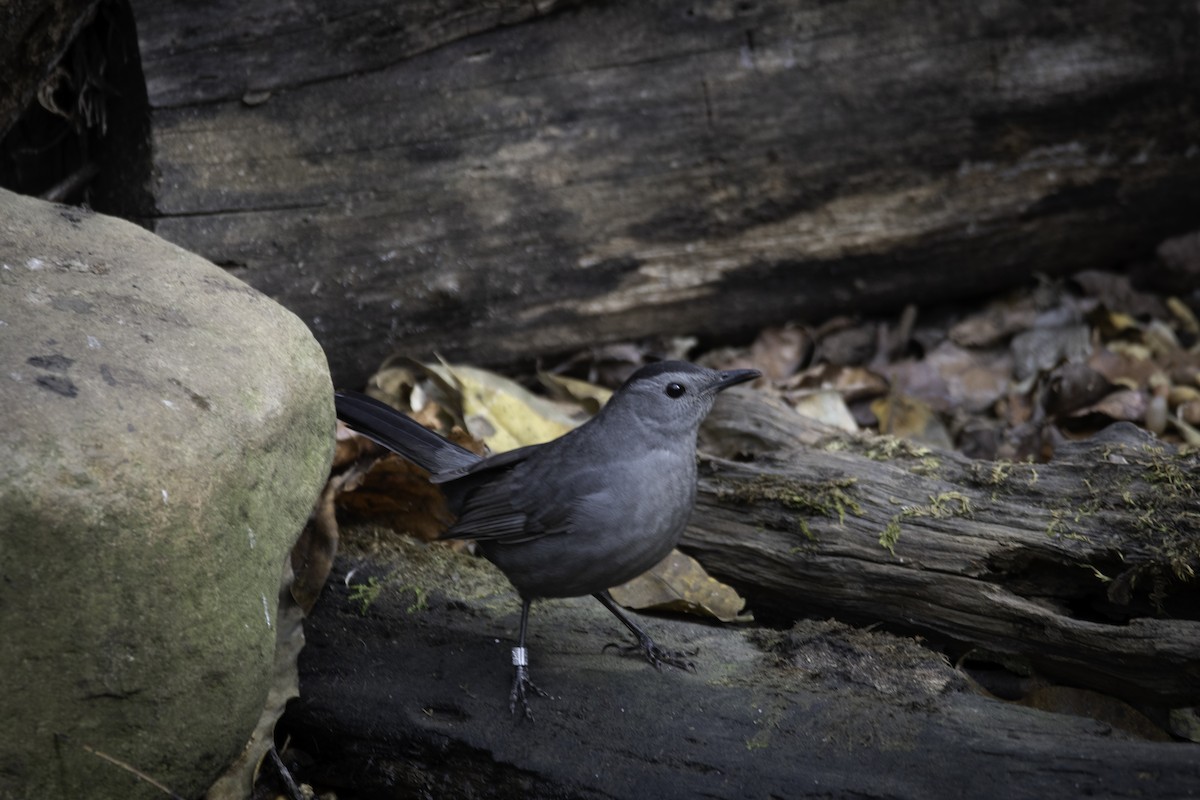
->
123, 0, 1200, 386
688, 390, 1200, 705
0, 0, 100, 138
281, 548, 1200, 799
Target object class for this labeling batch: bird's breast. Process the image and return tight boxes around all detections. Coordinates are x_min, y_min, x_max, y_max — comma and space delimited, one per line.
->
483, 445, 699, 599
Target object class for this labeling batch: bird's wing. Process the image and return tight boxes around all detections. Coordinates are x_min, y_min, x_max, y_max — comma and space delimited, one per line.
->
428, 441, 541, 483
440, 449, 597, 544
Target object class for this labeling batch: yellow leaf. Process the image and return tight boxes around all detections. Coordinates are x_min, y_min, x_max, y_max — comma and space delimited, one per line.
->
609, 550, 747, 623
428, 363, 583, 452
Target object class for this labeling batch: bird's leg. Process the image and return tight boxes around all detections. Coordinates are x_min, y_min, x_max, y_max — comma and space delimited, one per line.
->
593, 590, 695, 671
509, 597, 550, 720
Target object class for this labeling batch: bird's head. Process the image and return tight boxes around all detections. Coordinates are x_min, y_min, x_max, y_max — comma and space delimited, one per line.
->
602, 360, 761, 438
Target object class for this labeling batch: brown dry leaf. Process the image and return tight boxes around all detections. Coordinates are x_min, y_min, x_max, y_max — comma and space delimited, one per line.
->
996, 386, 1037, 428
1043, 363, 1114, 417
996, 420, 1059, 463
1071, 270, 1168, 318
949, 302, 1039, 348
871, 393, 953, 450
879, 342, 1009, 415
1087, 345, 1161, 390
609, 549, 746, 622
924, 341, 1012, 413
333, 419, 376, 467
1067, 389, 1148, 424
749, 324, 813, 380
787, 389, 858, 432
549, 343, 650, 387
292, 450, 386, 610
1010, 325, 1092, 382
876, 360, 947, 410
787, 363, 888, 403
816, 319, 876, 366
337, 455, 456, 541
292, 475, 345, 611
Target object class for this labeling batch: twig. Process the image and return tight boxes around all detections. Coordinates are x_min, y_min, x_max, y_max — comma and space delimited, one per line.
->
58, 734, 186, 800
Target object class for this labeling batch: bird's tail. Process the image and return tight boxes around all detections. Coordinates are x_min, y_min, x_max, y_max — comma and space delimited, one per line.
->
334, 390, 480, 475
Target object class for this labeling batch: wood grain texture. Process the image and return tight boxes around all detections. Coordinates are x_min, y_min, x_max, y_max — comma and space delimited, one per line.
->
689, 390, 1200, 704
282, 550, 1200, 799
0, 0, 100, 138
130, 0, 1200, 385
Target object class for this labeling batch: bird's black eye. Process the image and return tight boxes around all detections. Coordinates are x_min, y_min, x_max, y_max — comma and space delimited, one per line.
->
665, 382, 686, 398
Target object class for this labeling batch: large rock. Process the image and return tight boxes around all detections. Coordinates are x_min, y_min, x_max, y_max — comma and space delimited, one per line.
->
0, 188, 334, 800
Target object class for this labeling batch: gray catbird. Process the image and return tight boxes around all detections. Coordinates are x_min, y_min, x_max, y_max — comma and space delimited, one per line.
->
334, 360, 760, 717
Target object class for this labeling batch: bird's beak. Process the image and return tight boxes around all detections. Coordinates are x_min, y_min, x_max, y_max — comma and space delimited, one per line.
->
708, 368, 761, 393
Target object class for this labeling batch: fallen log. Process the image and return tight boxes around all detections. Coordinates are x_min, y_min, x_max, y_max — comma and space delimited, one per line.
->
122, 0, 1200, 386
280, 547, 1200, 799
688, 391, 1200, 705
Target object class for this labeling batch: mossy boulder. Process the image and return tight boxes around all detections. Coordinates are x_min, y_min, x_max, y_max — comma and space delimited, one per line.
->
0, 188, 334, 799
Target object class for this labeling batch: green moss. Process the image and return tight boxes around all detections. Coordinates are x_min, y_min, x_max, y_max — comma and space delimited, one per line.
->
1042, 443, 1199, 610
880, 492, 974, 556
398, 584, 430, 613
915, 456, 943, 475
879, 519, 902, 556
347, 570, 429, 615
864, 436, 931, 461
928, 491, 972, 517
966, 460, 1039, 494
348, 575, 387, 615
743, 694, 788, 750
1142, 443, 1194, 494
720, 474, 862, 527
861, 436, 942, 477
787, 519, 817, 552
745, 732, 770, 751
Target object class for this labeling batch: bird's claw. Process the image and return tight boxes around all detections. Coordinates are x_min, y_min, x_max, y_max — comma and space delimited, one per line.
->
603, 636, 696, 672
508, 664, 550, 721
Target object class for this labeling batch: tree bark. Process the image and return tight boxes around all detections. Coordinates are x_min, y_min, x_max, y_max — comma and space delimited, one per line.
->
0, 0, 100, 139
124, 0, 1200, 387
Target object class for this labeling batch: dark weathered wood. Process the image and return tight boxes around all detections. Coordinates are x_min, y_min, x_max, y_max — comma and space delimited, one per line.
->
126, 0, 1200, 387
281, 549, 1200, 800
281, 392, 1199, 795
690, 391, 1200, 705
0, 0, 99, 138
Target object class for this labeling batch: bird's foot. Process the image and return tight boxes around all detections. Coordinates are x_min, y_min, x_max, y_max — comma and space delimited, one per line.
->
508, 649, 550, 721
604, 633, 696, 672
